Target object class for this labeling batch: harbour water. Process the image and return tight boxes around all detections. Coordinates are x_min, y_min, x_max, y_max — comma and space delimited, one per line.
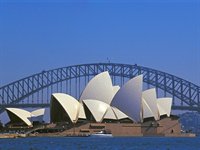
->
0, 136, 199, 150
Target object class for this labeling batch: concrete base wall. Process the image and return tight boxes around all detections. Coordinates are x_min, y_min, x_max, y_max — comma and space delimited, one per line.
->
105, 123, 142, 136
31, 116, 182, 137
89, 117, 181, 136
157, 117, 181, 135
71, 117, 181, 136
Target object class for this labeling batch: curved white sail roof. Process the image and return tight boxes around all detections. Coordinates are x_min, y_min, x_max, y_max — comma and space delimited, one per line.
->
142, 88, 159, 120
31, 108, 45, 117
142, 98, 154, 119
6, 108, 32, 126
157, 98, 172, 117
103, 107, 117, 120
157, 104, 166, 117
51, 93, 80, 123
80, 71, 114, 104
83, 99, 110, 122
78, 103, 86, 119
111, 75, 143, 122
113, 85, 120, 96
31, 108, 45, 122
112, 107, 129, 120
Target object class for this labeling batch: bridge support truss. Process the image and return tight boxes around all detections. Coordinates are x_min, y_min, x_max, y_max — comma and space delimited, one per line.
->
0, 63, 199, 113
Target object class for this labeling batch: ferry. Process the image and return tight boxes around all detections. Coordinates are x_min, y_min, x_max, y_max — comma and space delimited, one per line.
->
90, 130, 112, 137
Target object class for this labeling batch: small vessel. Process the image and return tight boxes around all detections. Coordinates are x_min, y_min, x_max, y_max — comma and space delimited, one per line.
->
90, 130, 112, 137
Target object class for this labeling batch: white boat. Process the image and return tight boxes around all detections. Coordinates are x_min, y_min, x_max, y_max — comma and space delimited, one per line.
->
90, 130, 112, 137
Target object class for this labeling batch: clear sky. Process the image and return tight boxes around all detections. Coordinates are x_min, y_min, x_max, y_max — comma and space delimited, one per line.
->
0, 0, 200, 86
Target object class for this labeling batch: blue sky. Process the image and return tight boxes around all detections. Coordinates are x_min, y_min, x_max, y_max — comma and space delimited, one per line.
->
0, 1, 200, 86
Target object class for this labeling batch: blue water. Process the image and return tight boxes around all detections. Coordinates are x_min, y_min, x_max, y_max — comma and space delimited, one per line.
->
0, 136, 200, 150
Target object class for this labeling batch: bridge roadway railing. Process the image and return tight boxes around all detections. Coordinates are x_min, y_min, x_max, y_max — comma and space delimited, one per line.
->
0, 63, 199, 112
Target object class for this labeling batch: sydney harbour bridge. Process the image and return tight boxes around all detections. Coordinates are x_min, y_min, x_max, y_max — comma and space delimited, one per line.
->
0, 63, 200, 114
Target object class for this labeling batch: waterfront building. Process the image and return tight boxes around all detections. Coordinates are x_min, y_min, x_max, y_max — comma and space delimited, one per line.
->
49, 71, 179, 136
4, 71, 180, 136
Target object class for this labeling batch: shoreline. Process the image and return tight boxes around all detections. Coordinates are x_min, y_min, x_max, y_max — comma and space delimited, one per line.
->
0, 132, 196, 139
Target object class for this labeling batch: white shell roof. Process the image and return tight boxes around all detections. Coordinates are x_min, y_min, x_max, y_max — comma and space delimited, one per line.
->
83, 99, 110, 122
103, 107, 117, 120
6, 108, 32, 126
52, 93, 80, 123
142, 98, 154, 119
112, 107, 129, 120
31, 108, 45, 117
111, 75, 143, 122
78, 103, 86, 119
157, 98, 172, 117
113, 86, 120, 96
80, 71, 114, 105
31, 108, 45, 122
142, 88, 159, 120
157, 104, 166, 116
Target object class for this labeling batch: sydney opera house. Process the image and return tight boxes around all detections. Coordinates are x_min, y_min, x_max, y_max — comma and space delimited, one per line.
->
4, 71, 181, 136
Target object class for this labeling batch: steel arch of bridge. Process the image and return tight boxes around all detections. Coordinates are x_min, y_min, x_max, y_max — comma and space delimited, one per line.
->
0, 63, 200, 113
